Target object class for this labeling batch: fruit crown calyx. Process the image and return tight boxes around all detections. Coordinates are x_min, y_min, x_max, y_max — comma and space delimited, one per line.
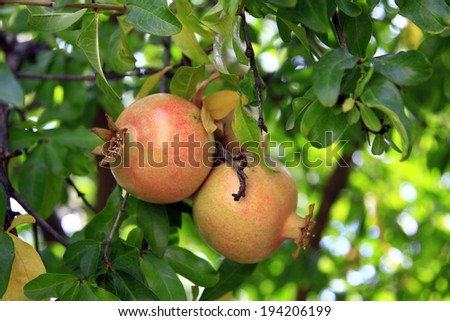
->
91, 114, 127, 168
292, 204, 315, 259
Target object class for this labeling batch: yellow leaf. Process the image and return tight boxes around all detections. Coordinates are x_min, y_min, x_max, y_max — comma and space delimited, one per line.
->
201, 105, 217, 134
203, 90, 248, 120
217, 291, 234, 301
136, 66, 173, 100
1, 234, 46, 301
6, 214, 36, 233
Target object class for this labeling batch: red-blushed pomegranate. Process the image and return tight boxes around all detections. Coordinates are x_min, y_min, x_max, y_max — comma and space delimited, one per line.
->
192, 160, 313, 263
92, 94, 214, 204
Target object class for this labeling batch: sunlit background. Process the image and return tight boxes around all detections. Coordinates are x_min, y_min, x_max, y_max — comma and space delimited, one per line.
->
5, 0, 450, 301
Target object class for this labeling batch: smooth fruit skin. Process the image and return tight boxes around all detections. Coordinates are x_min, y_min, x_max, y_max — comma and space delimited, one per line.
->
192, 160, 307, 263
112, 94, 214, 204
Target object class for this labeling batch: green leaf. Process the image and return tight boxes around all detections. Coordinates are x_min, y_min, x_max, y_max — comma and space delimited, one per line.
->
357, 101, 382, 132
200, 259, 256, 301
347, 106, 360, 125
27, 5, 49, 14
221, 72, 240, 88
7, 128, 41, 151
245, 0, 270, 18
101, 270, 158, 300
54, 0, 72, 9
276, 14, 292, 43
65, 152, 92, 176
173, 23, 210, 64
233, 104, 260, 152
277, 16, 316, 54
212, 34, 229, 73
169, 65, 205, 100
313, 48, 358, 107
279, 17, 310, 55
361, 76, 412, 160
18, 146, 63, 219
85, 283, 120, 301
367, 0, 381, 10
24, 273, 77, 300
336, 0, 362, 17
355, 67, 375, 98
60, 280, 120, 301
125, 227, 144, 249
45, 127, 100, 151
0, 186, 7, 230
108, 18, 136, 74
40, 142, 68, 177
84, 186, 122, 240
140, 252, 187, 300
384, 134, 402, 154
222, 0, 240, 15
340, 11, 372, 58
0, 62, 24, 107
76, 14, 123, 118
232, 16, 248, 65
286, 95, 314, 130
164, 246, 219, 288
175, 0, 214, 39
125, 0, 182, 36
136, 199, 169, 258
395, 0, 450, 34
445, 72, 450, 101
371, 135, 386, 155
371, 51, 433, 86
109, 241, 143, 281
239, 72, 256, 102
202, 4, 234, 36
233, 103, 274, 171
37, 62, 88, 125
0, 232, 15, 298
94, 77, 124, 119
136, 66, 172, 100
266, 0, 297, 7
63, 240, 101, 276
301, 99, 349, 148
28, 9, 87, 33
297, 0, 331, 33
340, 65, 362, 94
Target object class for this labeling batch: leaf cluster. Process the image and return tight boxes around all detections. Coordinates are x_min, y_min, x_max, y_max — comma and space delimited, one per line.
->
0, 0, 449, 302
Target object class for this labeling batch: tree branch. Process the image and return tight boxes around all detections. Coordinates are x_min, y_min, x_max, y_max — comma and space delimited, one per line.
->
159, 37, 172, 93
310, 154, 353, 249
65, 177, 96, 214
0, 0, 126, 12
215, 141, 248, 201
296, 155, 353, 300
0, 102, 69, 247
239, 4, 267, 133
14, 68, 161, 81
103, 192, 129, 270
332, 13, 349, 53
0, 104, 13, 231
11, 190, 70, 247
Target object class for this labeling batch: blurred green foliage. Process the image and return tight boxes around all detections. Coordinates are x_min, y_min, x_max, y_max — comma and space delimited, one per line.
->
0, 0, 449, 301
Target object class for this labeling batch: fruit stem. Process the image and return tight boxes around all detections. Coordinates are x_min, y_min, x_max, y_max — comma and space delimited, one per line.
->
282, 204, 315, 259
214, 141, 248, 201
282, 212, 307, 240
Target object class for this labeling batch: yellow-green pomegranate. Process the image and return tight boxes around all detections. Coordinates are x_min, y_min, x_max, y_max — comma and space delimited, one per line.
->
192, 160, 312, 263
92, 94, 214, 204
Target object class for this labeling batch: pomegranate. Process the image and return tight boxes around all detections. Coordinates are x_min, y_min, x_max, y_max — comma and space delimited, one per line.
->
192, 159, 313, 263
92, 94, 214, 204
